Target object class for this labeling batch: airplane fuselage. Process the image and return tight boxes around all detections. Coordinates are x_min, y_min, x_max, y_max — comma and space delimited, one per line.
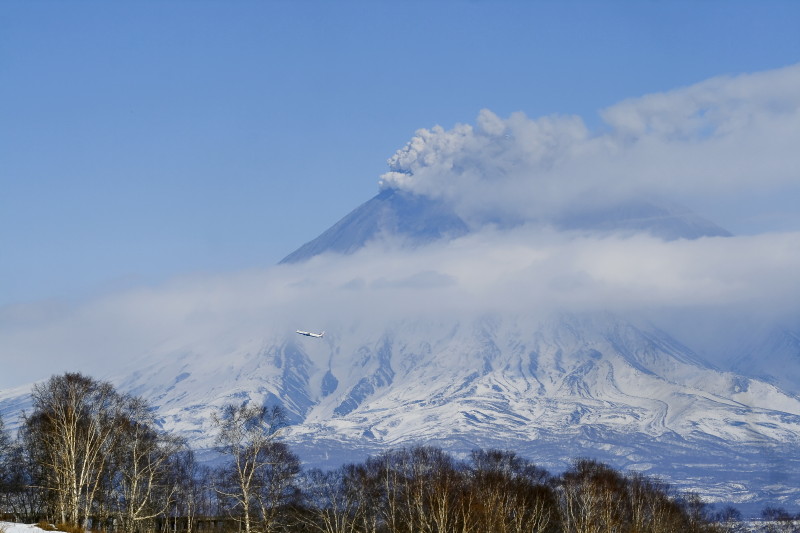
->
296, 330, 324, 338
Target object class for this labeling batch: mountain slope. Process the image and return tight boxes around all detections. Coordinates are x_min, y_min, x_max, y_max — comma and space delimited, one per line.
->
281, 189, 730, 263
554, 199, 732, 240
280, 188, 470, 264
88, 311, 800, 508
731, 326, 800, 396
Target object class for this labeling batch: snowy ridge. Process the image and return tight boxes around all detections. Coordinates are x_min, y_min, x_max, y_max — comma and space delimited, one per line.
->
3, 311, 799, 506
47, 312, 786, 507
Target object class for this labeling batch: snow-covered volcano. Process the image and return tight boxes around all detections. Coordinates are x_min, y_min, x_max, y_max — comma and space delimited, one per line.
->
3, 98, 800, 511
77, 180, 793, 510
2, 177, 799, 510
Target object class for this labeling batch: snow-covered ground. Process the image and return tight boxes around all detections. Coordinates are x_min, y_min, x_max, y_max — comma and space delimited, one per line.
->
0, 523, 48, 533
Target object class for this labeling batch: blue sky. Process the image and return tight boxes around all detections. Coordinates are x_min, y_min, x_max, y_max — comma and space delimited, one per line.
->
2, 0, 800, 309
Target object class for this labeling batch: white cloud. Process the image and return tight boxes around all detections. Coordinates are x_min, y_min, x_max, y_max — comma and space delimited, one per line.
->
601, 65, 800, 140
3, 227, 798, 388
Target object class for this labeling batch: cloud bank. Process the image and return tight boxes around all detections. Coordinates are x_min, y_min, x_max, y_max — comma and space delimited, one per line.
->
2, 64, 799, 389
2, 225, 798, 388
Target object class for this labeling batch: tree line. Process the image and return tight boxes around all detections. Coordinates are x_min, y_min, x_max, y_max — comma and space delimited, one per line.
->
0, 372, 794, 533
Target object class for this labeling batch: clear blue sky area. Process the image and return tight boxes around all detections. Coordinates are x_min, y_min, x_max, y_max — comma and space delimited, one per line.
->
2, 0, 799, 306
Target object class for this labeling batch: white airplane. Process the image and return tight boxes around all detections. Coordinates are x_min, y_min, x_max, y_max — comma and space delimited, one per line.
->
296, 330, 325, 338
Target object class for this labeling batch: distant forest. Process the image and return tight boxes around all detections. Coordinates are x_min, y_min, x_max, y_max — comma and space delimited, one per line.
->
1, 372, 797, 533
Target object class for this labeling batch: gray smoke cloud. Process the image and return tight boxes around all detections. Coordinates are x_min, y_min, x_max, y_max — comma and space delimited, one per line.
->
379, 64, 800, 228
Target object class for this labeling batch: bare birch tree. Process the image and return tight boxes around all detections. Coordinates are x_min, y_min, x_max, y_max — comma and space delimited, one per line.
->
468, 449, 558, 533
297, 468, 363, 533
23, 372, 126, 528
212, 403, 299, 533
111, 397, 187, 533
